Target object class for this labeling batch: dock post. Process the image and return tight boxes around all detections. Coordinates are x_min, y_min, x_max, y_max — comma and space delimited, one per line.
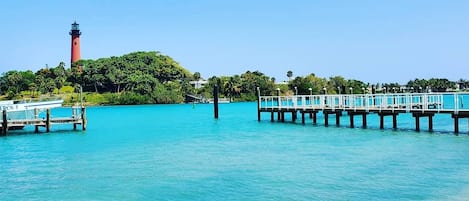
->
313, 112, 317, 124
281, 112, 285, 122
415, 115, 420, 132
277, 111, 281, 121
256, 87, 260, 121
379, 114, 384, 129
1, 110, 7, 136
292, 111, 297, 122
81, 107, 87, 131
301, 112, 305, 125
34, 108, 39, 133
324, 113, 329, 126
362, 113, 367, 128
46, 109, 51, 133
428, 115, 433, 132
392, 114, 398, 129
335, 112, 340, 126
271, 111, 274, 122
214, 85, 219, 119
349, 113, 354, 128
453, 114, 459, 134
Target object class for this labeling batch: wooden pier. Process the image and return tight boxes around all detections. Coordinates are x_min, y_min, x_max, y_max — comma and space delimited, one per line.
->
257, 91, 469, 134
0, 107, 86, 136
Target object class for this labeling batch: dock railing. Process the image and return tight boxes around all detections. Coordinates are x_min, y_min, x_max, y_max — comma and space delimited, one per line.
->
260, 92, 469, 114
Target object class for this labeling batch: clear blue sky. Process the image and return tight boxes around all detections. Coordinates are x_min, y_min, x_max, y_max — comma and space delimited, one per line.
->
1, 0, 468, 84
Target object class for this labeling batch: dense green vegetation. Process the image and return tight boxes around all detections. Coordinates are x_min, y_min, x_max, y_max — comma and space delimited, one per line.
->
0, 51, 467, 105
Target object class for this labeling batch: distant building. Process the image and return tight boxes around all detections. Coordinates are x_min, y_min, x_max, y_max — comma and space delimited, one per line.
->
190, 80, 208, 89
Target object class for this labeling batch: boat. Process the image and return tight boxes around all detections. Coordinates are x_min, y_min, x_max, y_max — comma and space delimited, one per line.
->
0, 99, 64, 129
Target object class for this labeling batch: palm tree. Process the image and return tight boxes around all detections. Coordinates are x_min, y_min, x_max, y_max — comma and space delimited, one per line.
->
287, 70, 293, 81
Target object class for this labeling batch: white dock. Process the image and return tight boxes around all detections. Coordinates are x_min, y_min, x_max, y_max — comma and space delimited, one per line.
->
257, 92, 469, 133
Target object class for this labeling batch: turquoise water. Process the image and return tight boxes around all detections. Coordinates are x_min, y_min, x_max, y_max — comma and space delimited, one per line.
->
1, 102, 469, 200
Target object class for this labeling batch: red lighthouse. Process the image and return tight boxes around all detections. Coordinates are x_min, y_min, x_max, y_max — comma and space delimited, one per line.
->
70, 21, 81, 70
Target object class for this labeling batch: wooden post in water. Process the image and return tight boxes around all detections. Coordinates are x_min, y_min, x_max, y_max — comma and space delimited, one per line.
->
429, 115, 433, 132
301, 112, 305, 125
1, 110, 7, 136
34, 108, 39, 133
324, 113, 329, 126
46, 109, 51, 133
335, 112, 340, 126
271, 111, 274, 122
349, 113, 354, 128
256, 87, 260, 121
415, 114, 420, 132
81, 107, 87, 130
453, 114, 459, 134
362, 113, 367, 128
393, 114, 398, 129
379, 114, 384, 129
312, 112, 317, 124
214, 85, 219, 119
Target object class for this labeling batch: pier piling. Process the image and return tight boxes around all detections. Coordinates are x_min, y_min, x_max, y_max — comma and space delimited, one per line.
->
214, 85, 219, 119
1, 110, 7, 135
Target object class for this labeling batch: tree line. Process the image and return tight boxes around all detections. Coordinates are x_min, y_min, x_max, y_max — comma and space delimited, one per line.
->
0, 51, 467, 105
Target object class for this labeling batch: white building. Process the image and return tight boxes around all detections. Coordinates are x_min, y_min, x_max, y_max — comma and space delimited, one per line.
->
190, 80, 208, 89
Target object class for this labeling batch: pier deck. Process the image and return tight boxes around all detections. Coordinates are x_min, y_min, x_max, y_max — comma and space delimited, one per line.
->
1, 107, 86, 135
257, 92, 469, 133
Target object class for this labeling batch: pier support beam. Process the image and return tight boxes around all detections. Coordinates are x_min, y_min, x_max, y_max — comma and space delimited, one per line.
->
348, 111, 368, 128
379, 115, 384, 129
412, 112, 435, 132
301, 111, 305, 125
362, 113, 367, 128
452, 114, 459, 134
46, 109, 51, 133
81, 107, 87, 131
271, 111, 274, 122
336, 113, 341, 126
312, 112, 317, 125
1, 110, 7, 136
324, 113, 329, 126
378, 113, 399, 130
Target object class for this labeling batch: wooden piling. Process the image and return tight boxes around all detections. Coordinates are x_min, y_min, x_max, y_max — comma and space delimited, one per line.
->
214, 85, 219, 119
1, 110, 7, 135
362, 113, 367, 128
393, 114, 398, 129
429, 115, 433, 131
34, 108, 39, 133
324, 113, 329, 126
271, 111, 274, 122
46, 109, 51, 132
415, 115, 420, 132
379, 115, 384, 129
349, 114, 354, 128
336, 112, 340, 126
453, 115, 459, 134
312, 112, 317, 124
301, 112, 305, 125
81, 107, 87, 131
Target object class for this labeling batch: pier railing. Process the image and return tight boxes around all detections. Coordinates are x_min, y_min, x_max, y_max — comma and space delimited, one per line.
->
259, 92, 469, 114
